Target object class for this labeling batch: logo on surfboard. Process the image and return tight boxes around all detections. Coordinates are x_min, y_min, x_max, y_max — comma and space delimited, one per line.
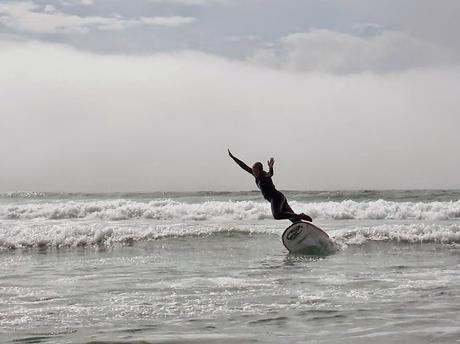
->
286, 225, 303, 240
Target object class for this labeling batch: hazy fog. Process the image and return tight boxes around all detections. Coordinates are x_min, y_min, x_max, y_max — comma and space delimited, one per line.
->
1, 0, 459, 191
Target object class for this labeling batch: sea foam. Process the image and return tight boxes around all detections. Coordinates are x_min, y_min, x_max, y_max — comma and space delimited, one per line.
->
2, 199, 460, 221
0, 222, 275, 249
333, 223, 460, 246
1, 221, 459, 249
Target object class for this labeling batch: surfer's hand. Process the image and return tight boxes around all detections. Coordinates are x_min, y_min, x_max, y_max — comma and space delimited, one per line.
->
268, 158, 275, 168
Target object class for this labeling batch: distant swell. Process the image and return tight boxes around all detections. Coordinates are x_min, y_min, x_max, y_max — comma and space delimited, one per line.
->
2, 199, 460, 221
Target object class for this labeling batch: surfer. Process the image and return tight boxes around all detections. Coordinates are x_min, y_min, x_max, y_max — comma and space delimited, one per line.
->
228, 149, 312, 223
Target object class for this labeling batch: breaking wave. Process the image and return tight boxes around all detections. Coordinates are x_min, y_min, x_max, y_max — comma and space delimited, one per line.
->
2, 199, 460, 221
333, 223, 460, 246
0, 222, 277, 249
1, 221, 459, 249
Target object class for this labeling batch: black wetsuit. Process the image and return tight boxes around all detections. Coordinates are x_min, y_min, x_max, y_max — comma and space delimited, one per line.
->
256, 174, 297, 222
230, 154, 298, 223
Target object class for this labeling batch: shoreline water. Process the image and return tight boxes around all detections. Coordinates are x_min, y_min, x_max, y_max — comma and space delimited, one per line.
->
1, 190, 459, 343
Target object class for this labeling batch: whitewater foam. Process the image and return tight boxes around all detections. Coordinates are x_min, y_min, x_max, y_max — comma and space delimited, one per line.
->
333, 223, 460, 246
0, 221, 279, 249
2, 199, 460, 221
1, 220, 459, 249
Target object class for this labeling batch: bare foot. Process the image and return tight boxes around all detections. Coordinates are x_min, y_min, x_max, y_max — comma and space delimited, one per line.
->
300, 213, 312, 222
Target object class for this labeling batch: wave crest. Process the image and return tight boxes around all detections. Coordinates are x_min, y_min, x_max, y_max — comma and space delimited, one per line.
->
334, 223, 460, 246
2, 199, 460, 221
1, 220, 459, 250
0, 222, 270, 249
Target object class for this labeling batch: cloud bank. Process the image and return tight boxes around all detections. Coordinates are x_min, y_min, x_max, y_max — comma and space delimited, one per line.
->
249, 29, 450, 74
147, 0, 229, 5
1, 38, 459, 191
0, 2, 195, 34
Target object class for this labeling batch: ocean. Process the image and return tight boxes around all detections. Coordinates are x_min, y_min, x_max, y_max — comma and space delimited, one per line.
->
0, 190, 459, 343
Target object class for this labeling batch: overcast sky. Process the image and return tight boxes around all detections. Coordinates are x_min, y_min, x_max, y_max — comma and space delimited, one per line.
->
1, 0, 459, 192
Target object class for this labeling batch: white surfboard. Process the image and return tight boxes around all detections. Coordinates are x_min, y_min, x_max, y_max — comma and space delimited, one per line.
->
282, 221, 334, 255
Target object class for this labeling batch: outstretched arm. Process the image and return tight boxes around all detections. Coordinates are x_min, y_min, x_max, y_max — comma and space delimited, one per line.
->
228, 149, 253, 175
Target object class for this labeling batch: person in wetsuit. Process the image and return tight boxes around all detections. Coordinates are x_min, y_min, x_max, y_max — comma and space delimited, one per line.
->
228, 149, 312, 223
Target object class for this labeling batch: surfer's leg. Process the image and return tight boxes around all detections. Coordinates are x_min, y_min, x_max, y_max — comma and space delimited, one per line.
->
282, 195, 313, 222
270, 197, 283, 220
271, 193, 312, 222
271, 193, 304, 222
282, 201, 300, 223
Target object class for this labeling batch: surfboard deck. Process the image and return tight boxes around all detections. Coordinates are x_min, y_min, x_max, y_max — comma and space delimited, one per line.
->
282, 221, 334, 255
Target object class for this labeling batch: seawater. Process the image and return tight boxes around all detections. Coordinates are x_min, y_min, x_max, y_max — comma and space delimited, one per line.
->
0, 190, 459, 343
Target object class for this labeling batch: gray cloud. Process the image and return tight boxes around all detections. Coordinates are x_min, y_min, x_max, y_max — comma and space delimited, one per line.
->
351, 22, 385, 37
0, 1, 195, 34
248, 29, 451, 74
2, 0, 459, 68
1, 1, 460, 191
147, 0, 230, 5
1, 39, 459, 191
